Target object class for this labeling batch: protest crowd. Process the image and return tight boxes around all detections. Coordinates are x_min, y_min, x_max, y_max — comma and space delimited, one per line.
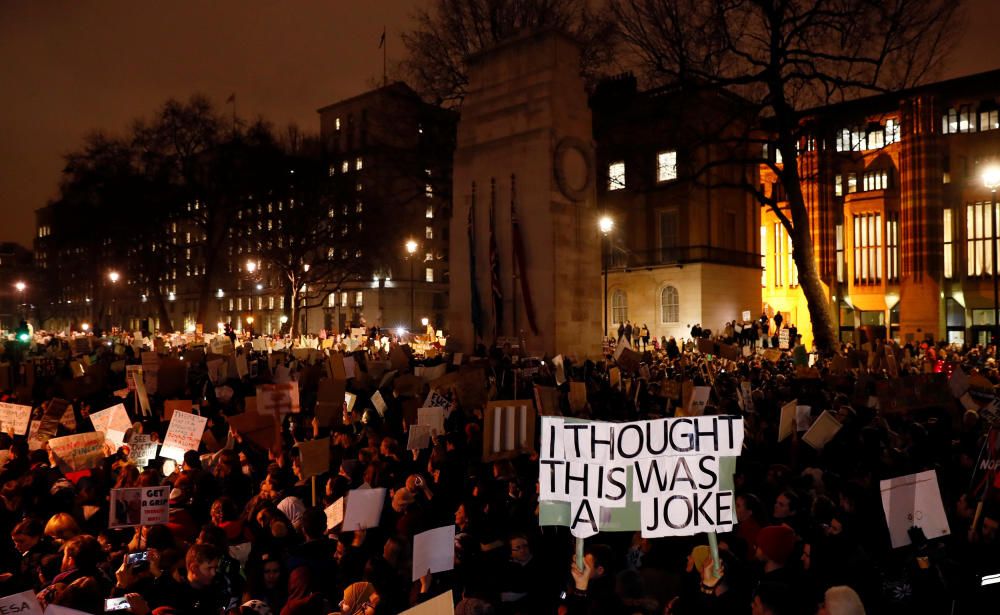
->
0, 319, 998, 615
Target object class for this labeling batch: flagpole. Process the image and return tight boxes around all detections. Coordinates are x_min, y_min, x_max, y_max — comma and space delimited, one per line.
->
381, 26, 387, 87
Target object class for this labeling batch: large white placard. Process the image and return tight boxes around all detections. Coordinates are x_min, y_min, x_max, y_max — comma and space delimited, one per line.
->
160, 410, 208, 461
342, 487, 386, 531
412, 525, 456, 581
88, 403, 132, 449
0, 402, 31, 435
880, 470, 951, 549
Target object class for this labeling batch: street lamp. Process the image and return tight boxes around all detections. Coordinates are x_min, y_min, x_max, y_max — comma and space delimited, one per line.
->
246, 260, 257, 274
985, 166, 1000, 345
599, 215, 614, 337
108, 271, 120, 330
14, 281, 25, 321
406, 239, 418, 331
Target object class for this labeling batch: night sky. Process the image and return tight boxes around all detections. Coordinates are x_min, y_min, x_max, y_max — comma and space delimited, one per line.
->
2, 0, 999, 248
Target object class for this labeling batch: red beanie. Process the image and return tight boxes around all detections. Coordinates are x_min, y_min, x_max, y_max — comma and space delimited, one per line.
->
757, 524, 796, 564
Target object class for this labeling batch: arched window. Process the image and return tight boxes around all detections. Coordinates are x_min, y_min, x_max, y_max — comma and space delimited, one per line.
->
661, 286, 679, 323
612, 290, 628, 324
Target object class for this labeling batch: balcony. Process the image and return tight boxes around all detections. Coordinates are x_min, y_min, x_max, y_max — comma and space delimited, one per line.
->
608, 245, 760, 271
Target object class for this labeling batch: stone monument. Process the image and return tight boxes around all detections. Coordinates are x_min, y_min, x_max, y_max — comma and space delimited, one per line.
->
449, 30, 602, 358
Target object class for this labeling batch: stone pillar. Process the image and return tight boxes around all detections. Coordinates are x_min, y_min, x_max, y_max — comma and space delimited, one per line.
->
449, 30, 602, 358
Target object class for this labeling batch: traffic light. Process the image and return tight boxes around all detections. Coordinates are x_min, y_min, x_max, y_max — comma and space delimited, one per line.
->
15, 320, 29, 343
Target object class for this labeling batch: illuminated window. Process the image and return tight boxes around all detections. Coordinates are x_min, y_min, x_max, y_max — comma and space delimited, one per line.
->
341, 292, 348, 307
943, 108, 959, 134
847, 172, 858, 194
355, 157, 363, 170
608, 161, 625, 190
943, 208, 953, 278
355, 291, 364, 307
660, 286, 679, 323
887, 213, 899, 282
611, 290, 628, 323
788, 231, 798, 287
425, 268, 434, 282
959, 105, 974, 133
862, 169, 890, 191
981, 109, 999, 131
425, 226, 433, 239
773, 223, 785, 287
853, 212, 883, 284
335, 117, 341, 130
886, 119, 901, 143
836, 224, 844, 283
425, 184, 433, 198
834, 174, 843, 197
341, 161, 349, 173
426, 205, 434, 219
656, 151, 677, 182
966, 201, 999, 277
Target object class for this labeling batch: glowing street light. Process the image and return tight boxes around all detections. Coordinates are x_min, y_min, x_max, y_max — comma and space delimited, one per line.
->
279, 315, 288, 324
405, 239, 418, 330
81, 323, 90, 331
598, 215, 615, 337
246, 260, 257, 273
421, 317, 429, 327
14, 281, 26, 293
108, 271, 120, 283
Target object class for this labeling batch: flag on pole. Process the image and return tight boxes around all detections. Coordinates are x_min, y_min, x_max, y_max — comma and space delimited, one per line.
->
489, 183, 503, 340
468, 189, 483, 340
511, 200, 538, 334
378, 27, 386, 49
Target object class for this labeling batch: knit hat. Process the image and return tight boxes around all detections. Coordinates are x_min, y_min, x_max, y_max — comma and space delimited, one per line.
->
756, 524, 796, 564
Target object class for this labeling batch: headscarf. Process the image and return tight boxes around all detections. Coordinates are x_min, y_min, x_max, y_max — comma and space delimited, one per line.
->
341, 581, 376, 614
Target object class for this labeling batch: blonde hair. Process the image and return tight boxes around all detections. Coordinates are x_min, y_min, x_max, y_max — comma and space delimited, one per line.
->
824, 586, 866, 615
44, 512, 81, 542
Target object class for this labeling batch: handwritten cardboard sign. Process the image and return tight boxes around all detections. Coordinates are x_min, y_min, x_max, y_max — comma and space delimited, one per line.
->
49, 432, 106, 472
483, 401, 535, 461
88, 403, 132, 449
0, 401, 31, 435
296, 438, 330, 479
160, 410, 208, 461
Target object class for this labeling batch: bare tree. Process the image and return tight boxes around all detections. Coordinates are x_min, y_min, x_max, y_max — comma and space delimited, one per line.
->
613, 0, 961, 351
402, 0, 618, 106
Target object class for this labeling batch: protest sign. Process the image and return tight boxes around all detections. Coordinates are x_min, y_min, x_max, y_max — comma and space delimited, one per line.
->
412, 525, 456, 581
802, 411, 842, 450
779, 329, 790, 349
407, 424, 432, 450
762, 348, 782, 362
256, 382, 300, 414
342, 487, 387, 530
235, 353, 249, 379
880, 470, 951, 549
417, 363, 447, 383
109, 485, 170, 528
568, 382, 587, 412
126, 365, 142, 392
0, 401, 31, 435
325, 497, 345, 529
696, 338, 716, 356
343, 356, 357, 379
399, 591, 454, 615
328, 353, 347, 381
394, 374, 424, 398
88, 403, 132, 449
160, 410, 209, 461
127, 433, 158, 467
316, 378, 347, 427
453, 353, 463, 366
345, 391, 357, 414
49, 432, 106, 472
778, 400, 797, 442
483, 401, 535, 461
228, 411, 279, 451
617, 348, 641, 373
372, 391, 387, 416
156, 358, 187, 397
949, 366, 969, 398
539, 415, 743, 538
389, 345, 410, 371
417, 407, 446, 436
296, 438, 330, 479
534, 384, 559, 416
141, 351, 160, 393
424, 389, 450, 410
164, 399, 197, 421
134, 372, 151, 416
207, 358, 227, 385
683, 386, 711, 417
0, 590, 43, 615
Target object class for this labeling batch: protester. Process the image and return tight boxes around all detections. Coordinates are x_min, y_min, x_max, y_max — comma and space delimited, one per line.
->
0, 324, 998, 615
